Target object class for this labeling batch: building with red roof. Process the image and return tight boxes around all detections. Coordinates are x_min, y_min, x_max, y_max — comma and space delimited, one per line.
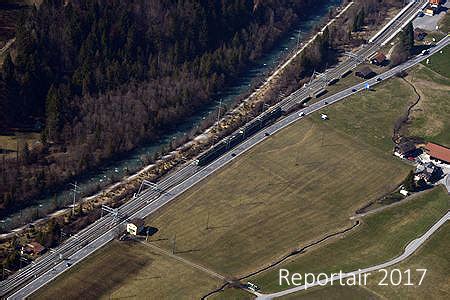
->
428, 0, 442, 6
424, 143, 450, 164
26, 242, 46, 256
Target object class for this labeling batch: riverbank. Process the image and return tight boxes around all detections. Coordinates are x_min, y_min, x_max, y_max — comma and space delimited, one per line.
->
1, 0, 346, 234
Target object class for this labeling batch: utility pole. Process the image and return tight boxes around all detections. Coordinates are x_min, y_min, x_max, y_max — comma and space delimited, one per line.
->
239, 199, 243, 221
297, 30, 301, 49
2, 267, 12, 280
172, 234, 177, 254
216, 99, 223, 126
19, 246, 25, 269
60, 229, 67, 244
16, 138, 19, 163
137, 180, 159, 197
70, 182, 80, 215
308, 68, 316, 86
205, 211, 210, 230
101, 204, 120, 227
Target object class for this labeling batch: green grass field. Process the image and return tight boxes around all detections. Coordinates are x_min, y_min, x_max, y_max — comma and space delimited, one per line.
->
280, 285, 379, 300
410, 57, 450, 147
421, 45, 450, 79
439, 13, 450, 33
314, 78, 416, 153
145, 79, 412, 276
0, 132, 40, 159
32, 240, 222, 300
366, 222, 449, 299
210, 288, 252, 300
279, 222, 450, 300
250, 186, 449, 294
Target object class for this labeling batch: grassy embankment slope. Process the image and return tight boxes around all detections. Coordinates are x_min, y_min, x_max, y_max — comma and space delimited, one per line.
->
280, 221, 449, 300
211, 187, 449, 300
411, 46, 450, 146
252, 186, 448, 293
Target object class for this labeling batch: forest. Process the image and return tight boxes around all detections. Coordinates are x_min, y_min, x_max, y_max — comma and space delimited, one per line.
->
0, 0, 328, 215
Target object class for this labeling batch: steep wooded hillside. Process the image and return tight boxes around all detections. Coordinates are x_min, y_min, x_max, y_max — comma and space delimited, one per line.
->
0, 0, 325, 214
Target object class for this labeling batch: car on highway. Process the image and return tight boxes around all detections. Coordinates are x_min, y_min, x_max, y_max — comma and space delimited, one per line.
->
421, 49, 429, 56
377, 77, 382, 82
298, 112, 305, 117
231, 153, 236, 157
352, 88, 357, 92
324, 101, 328, 104
265, 132, 271, 136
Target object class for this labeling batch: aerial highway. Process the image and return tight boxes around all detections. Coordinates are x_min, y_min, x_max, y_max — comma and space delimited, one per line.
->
6, 33, 449, 300
277, 0, 428, 112
253, 211, 450, 299
2, 5, 446, 300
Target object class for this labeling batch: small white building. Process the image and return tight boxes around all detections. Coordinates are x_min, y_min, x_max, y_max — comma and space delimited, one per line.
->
400, 189, 409, 196
127, 218, 145, 235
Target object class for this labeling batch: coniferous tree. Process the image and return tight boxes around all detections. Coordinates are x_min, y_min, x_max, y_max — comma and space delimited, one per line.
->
0, 0, 348, 213
45, 85, 61, 142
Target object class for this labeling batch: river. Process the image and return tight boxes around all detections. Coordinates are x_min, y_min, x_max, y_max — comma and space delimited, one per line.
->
0, 0, 341, 231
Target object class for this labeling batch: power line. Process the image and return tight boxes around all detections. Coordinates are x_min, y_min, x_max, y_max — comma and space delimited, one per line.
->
69, 182, 81, 215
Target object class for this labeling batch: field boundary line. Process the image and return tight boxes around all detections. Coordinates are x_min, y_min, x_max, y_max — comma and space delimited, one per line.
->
134, 239, 226, 281
351, 188, 432, 220
201, 221, 360, 299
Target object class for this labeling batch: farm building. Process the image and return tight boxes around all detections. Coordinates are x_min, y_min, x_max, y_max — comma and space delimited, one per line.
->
428, 0, 442, 7
26, 242, 46, 256
355, 66, 376, 79
127, 218, 145, 235
371, 52, 386, 65
415, 162, 443, 184
424, 5, 439, 16
424, 143, 450, 164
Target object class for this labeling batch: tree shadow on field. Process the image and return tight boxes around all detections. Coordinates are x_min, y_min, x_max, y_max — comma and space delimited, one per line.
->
143, 226, 159, 236
175, 248, 201, 254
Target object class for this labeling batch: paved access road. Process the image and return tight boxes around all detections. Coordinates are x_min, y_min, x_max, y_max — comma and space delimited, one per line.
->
277, 0, 428, 112
3, 4, 444, 299
254, 211, 450, 299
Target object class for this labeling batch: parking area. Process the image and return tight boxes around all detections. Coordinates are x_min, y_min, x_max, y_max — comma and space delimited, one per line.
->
413, 0, 449, 31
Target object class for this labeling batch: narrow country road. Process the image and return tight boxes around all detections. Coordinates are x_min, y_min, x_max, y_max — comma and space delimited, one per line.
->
350, 189, 430, 220
135, 239, 226, 281
253, 211, 450, 299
